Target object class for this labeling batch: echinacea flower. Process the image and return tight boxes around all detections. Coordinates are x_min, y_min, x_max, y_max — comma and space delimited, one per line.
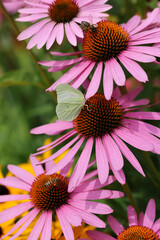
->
31, 86, 160, 187
0, 156, 123, 240
85, 199, 160, 240
16, 0, 112, 49
41, 8, 160, 99
2, 0, 24, 14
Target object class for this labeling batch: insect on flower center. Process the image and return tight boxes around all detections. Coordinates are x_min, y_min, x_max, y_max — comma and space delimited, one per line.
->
30, 173, 69, 211
48, 0, 79, 23
73, 93, 124, 138
117, 225, 160, 240
83, 20, 130, 62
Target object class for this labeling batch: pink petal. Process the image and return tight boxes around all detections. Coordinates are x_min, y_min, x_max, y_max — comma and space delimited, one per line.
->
122, 50, 155, 62
65, 22, 77, 46
17, 19, 50, 40
124, 15, 141, 33
112, 133, 145, 176
103, 135, 124, 171
128, 46, 160, 58
85, 62, 103, 99
30, 121, 73, 135
107, 215, 124, 235
143, 199, 156, 228
41, 210, 52, 240
130, 8, 159, 35
41, 135, 80, 165
127, 205, 138, 226
68, 199, 113, 215
103, 60, 113, 100
68, 138, 93, 192
0, 176, 31, 191
71, 189, 112, 200
37, 22, 55, 49
0, 194, 30, 202
125, 111, 160, 120
47, 60, 90, 91
119, 85, 143, 102
70, 21, 84, 38
46, 137, 85, 174
87, 230, 115, 240
28, 211, 47, 240
118, 54, 148, 82
0, 202, 33, 224
115, 127, 153, 151
152, 218, 160, 232
57, 208, 74, 240
111, 58, 126, 85
58, 205, 82, 226
55, 23, 64, 45
111, 168, 126, 184
1, 208, 39, 240
96, 138, 109, 184
30, 155, 44, 176
7, 164, 34, 184
68, 205, 106, 228
74, 176, 115, 193
16, 14, 48, 22
71, 61, 96, 88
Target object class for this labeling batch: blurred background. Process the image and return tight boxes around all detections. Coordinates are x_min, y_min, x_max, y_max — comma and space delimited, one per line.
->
0, 0, 160, 233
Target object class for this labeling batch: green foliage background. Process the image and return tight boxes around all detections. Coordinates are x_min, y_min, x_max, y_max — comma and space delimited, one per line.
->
0, 0, 160, 234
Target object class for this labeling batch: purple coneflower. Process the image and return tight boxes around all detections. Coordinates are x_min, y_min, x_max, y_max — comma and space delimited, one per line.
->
85, 199, 160, 240
31, 86, 160, 188
41, 8, 160, 99
16, 0, 112, 49
0, 156, 123, 240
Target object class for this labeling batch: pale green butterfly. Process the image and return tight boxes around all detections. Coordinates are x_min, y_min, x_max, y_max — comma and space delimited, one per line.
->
55, 84, 85, 121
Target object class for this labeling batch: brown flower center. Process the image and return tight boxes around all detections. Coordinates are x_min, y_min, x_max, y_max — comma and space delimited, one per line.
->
48, 0, 79, 23
30, 173, 69, 211
83, 20, 130, 62
117, 226, 160, 240
73, 93, 124, 138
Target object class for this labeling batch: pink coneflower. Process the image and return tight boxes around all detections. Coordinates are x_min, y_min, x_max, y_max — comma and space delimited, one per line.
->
85, 199, 160, 240
31, 86, 160, 188
41, 8, 160, 99
16, 0, 112, 49
0, 156, 123, 240
2, 0, 42, 14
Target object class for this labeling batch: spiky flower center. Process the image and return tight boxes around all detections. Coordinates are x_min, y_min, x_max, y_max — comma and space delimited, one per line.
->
117, 225, 160, 240
83, 20, 130, 62
73, 93, 124, 138
48, 0, 79, 23
30, 173, 69, 211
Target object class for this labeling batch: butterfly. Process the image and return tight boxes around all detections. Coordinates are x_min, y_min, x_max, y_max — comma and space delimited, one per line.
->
55, 84, 85, 121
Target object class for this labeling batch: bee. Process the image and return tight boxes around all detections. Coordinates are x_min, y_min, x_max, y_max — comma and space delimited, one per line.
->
45, 178, 61, 188
80, 21, 98, 33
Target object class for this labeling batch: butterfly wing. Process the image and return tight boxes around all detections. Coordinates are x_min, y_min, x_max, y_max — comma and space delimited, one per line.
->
56, 84, 84, 104
56, 103, 83, 121
55, 84, 85, 121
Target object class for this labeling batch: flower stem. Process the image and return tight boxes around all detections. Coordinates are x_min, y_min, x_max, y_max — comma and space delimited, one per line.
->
0, 2, 56, 101
142, 151, 160, 185
122, 182, 140, 215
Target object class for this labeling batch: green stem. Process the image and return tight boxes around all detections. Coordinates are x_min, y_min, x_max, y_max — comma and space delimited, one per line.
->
0, 2, 56, 101
122, 182, 140, 215
142, 151, 160, 185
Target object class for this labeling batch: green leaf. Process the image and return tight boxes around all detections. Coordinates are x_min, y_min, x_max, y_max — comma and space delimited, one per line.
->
0, 69, 44, 88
